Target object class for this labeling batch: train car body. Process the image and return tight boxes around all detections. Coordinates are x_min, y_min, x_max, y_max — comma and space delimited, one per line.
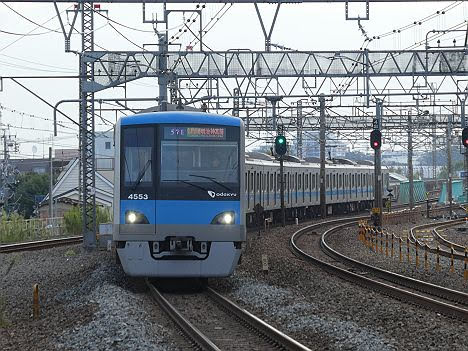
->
114, 112, 245, 278
244, 155, 388, 224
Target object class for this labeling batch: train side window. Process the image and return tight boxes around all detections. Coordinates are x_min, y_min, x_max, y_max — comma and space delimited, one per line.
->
249, 172, 252, 192
298, 174, 301, 189
339, 174, 342, 188
270, 173, 273, 191
312, 174, 315, 189
326, 174, 330, 188
305, 174, 308, 189
333, 174, 336, 188
245, 173, 248, 191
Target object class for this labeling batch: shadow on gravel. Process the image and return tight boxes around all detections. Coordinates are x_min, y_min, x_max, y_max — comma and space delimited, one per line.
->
150, 278, 208, 293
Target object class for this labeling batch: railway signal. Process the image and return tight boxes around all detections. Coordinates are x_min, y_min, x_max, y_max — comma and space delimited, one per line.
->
275, 135, 287, 156
370, 129, 382, 150
462, 127, 468, 148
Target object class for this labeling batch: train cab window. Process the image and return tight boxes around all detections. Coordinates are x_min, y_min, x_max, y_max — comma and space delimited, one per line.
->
122, 126, 153, 188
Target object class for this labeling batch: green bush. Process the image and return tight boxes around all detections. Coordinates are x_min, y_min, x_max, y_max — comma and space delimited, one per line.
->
63, 206, 112, 236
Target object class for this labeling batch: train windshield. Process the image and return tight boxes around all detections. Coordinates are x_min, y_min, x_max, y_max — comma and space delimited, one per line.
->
159, 125, 240, 200
122, 127, 154, 189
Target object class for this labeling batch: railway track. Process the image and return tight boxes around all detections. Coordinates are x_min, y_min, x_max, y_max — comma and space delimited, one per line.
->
146, 280, 310, 351
410, 220, 467, 260
0, 236, 83, 253
290, 217, 468, 321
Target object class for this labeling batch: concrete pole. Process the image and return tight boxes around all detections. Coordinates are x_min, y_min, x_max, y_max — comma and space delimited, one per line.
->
432, 113, 437, 179
319, 94, 326, 218
297, 100, 303, 159
158, 33, 168, 112
408, 111, 414, 209
462, 100, 468, 202
447, 114, 453, 217
49, 147, 53, 220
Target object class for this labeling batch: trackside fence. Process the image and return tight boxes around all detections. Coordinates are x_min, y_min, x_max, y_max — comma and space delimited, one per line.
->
357, 221, 468, 282
0, 217, 65, 244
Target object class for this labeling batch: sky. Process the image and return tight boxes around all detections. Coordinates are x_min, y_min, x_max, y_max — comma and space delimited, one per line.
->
0, 1, 466, 158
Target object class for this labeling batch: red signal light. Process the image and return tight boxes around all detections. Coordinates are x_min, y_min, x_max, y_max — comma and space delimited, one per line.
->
370, 129, 382, 150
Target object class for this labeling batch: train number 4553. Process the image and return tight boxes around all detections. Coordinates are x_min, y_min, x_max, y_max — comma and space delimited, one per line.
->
128, 194, 149, 200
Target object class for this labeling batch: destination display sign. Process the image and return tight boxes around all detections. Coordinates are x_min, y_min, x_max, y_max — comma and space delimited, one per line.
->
164, 126, 226, 140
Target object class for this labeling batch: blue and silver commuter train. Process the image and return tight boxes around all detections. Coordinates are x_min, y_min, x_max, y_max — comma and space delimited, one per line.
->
113, 112, 245, 278
114, 111, 389, 278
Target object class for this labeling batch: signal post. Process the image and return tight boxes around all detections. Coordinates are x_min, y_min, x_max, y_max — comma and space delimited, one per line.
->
371, 100, 383, 227
275, 127, 287, 227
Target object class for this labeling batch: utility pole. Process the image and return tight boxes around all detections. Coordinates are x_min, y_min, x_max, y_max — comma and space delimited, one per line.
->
462, 99, 468, 202
447, 114, 453, 217
49, 147, 53, 220
158, 33, 168, 112
296, 100, 303, 159
432, 113, 437, 179
408, 110, 414, 209
319, 94, 326, 218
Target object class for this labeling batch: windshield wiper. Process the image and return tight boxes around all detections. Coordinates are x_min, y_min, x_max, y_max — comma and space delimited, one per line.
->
164, 179, 209, 192
188, 174, 233, 192
132, 160, 152, 191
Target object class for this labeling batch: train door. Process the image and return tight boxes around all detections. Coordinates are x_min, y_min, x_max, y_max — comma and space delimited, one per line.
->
295, 172, 298, 204
303, 173, 306, 203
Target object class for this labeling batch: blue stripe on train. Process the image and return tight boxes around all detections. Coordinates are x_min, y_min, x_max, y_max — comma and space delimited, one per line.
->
120, 200, 241, 225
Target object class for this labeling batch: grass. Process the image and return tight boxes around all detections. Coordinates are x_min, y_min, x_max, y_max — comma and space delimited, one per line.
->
64, 249, 76, 257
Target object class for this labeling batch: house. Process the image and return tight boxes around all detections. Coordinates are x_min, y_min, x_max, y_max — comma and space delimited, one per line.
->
39, 158, 114, 218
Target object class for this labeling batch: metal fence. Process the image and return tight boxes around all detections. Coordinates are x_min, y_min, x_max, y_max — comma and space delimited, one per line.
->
0, 217, 65, 244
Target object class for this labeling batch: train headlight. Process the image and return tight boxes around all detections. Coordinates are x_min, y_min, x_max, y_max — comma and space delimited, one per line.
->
125, 210, 149, 224
211, 211, 235, 225
128, 212, 137, 223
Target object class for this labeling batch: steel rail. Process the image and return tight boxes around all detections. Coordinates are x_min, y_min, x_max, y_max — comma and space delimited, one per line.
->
0, 236, 83, 253
146, 279, 221, 351
146, 280, 311, 351
206, 287, 311, 351
290, 219, 468, 321
410, 220, 467, 259
433, 221, 468, 253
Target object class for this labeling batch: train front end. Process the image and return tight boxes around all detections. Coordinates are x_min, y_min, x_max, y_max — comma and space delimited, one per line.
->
114, 112, 245, 277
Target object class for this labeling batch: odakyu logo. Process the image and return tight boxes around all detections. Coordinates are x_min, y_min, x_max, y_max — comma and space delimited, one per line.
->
207, 190, 237, 198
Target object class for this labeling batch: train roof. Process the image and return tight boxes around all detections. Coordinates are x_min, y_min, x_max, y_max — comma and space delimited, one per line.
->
245, 154, 377, 170
119, 111, 242, 127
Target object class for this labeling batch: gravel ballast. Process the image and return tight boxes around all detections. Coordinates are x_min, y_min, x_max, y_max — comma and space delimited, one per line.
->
0, 246, 184, 351
211, 218, 468, 351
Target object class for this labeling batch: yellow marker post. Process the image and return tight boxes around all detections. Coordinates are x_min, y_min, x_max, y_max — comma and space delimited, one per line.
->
391, 234, 394, 258
464, 247, 468, 281
380, 230, 383, 254
33, 284, 39, 319
450, 245, 455, 273
385, 232, 388, 257
406, 237, 410, 263
424, 244, 428, 271
399, 237, 402, 262
415, 243, 419, 268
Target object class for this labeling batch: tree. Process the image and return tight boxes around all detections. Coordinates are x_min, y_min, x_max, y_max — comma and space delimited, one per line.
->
11, 173, 49, 218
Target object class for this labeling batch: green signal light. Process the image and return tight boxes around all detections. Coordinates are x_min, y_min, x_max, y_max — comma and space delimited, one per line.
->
278, 138, 285, 144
